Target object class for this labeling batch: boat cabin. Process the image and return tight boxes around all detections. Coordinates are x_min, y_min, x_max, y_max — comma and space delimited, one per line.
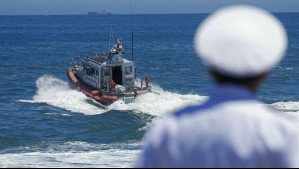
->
77, 41, 135, 92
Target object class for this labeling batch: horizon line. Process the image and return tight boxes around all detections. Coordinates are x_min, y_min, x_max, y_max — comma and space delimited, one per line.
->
0, 11, 298, 16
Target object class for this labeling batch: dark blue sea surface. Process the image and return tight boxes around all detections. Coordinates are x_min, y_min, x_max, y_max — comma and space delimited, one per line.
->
1, 13, 299, 167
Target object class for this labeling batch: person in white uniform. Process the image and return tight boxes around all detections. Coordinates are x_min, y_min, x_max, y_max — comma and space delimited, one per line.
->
135, 5, 299, 168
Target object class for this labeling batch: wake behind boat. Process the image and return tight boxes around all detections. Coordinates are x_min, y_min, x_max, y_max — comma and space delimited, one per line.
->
67, 39, 152, 106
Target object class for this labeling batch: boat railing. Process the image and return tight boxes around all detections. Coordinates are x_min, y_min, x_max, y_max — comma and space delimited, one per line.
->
71, 56, 81, 66
121, 87, 134, 97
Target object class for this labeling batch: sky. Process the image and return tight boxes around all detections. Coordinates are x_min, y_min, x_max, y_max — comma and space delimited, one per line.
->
0, 0, 299, 15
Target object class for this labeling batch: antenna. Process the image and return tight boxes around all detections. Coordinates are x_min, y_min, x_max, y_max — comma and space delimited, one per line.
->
108, 26, 114, 53
130, 0, 134, 61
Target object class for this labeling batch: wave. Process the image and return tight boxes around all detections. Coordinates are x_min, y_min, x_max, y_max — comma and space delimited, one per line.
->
0, 141, 141, 168
18, 75, 207, 116
271, 101, 299, 127
19, 75, 299, 124
109, 84, 206, 116
18, 75, 107, 115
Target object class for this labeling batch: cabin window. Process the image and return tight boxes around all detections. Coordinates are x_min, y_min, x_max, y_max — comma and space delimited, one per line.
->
91, 68, 95, 76
104, 68, 110, 76
96, 70, 99, 76
125, 66, 133, 75
83, 65, 87, 74
85, 66, 90, 75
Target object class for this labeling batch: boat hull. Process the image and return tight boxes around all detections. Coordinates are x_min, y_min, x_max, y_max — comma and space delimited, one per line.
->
67, 68, 117, 106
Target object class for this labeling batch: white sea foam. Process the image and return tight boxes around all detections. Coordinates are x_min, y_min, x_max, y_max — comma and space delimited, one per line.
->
109, 84, 207, 116
19, 76, 299, 124
18, 75, 108, 115
0, 142, 141, 168
14, 76, 299, 168
271, 101, 299, 111
270, 101, 299, 127
19, 75, 207, 116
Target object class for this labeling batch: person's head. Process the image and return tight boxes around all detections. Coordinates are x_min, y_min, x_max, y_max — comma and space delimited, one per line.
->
194, 5, 288, 92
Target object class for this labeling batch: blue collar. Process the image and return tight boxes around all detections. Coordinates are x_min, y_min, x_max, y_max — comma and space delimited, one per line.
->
207, 84, 256, 104
174, 84, 256, 117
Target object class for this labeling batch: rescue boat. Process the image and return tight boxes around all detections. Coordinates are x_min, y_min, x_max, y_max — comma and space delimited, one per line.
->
67, 39, 151, 106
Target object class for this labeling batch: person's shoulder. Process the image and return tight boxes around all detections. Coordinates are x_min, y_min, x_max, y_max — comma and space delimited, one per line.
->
144, 116, 178, 143
250, 104, 299, 141
174, 103, 209, 118
261, 105, 297, 128
271, 110, 299, 135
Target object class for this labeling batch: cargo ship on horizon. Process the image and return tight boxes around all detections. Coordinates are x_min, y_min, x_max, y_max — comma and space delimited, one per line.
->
88, 9, 112, 16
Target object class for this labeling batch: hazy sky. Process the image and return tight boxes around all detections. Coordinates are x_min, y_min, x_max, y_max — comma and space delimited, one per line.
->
0, 0, 299, 15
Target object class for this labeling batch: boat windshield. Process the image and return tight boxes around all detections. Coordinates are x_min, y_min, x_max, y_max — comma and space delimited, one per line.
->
125, 66, 133, 75
103, 68, 110, 76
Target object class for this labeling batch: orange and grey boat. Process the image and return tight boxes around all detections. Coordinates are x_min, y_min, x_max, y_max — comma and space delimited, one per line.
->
67, 39, 151, 106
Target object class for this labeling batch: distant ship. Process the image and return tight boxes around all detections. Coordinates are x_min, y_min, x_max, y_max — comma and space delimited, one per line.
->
88, 9, 112, 16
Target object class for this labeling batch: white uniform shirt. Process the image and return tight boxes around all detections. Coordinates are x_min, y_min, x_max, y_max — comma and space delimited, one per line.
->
136, 85, 299, 168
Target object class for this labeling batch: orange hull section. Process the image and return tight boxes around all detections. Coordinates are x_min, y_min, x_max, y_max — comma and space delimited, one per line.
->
67, 68, 117, 105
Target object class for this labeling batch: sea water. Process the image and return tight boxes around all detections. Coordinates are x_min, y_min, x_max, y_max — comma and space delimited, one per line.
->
1, 13, 299, 167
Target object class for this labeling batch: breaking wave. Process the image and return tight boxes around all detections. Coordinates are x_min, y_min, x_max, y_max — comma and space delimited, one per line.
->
19, 75, 299, 125
18, 75, 207, 116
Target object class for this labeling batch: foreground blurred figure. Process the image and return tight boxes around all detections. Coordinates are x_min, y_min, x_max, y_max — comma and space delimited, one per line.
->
135, 5, 299, 168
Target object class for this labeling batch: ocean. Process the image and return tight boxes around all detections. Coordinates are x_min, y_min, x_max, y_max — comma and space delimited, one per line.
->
1, 13, 299, 167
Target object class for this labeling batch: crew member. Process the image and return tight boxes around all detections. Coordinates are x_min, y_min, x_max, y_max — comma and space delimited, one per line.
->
136, 5, 299, 168
145, 76, 150, 88
110, 79, 116, 93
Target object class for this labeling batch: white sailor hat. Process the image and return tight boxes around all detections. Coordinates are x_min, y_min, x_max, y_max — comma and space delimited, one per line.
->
194, 5, 288, 77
